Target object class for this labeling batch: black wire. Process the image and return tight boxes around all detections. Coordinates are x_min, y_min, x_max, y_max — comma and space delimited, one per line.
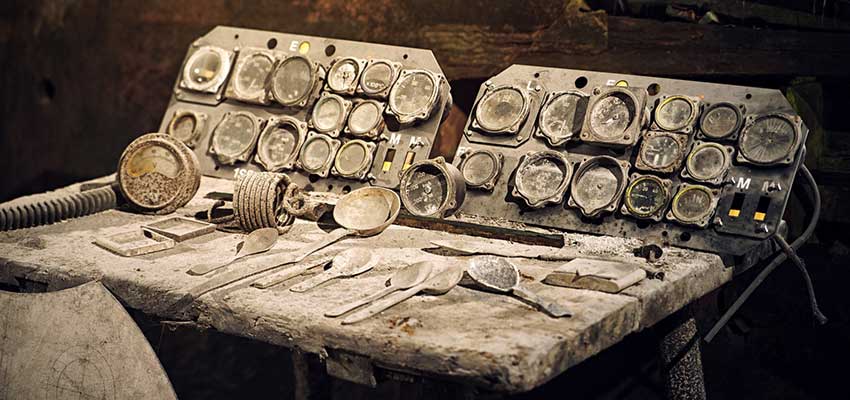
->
775, 234, 828, 324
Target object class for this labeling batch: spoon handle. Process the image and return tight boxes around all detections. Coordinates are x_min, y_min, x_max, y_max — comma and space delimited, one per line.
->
325, 286, 395, 317
289, 271, 340, 293
187, 257, 236, 276
251, 256, 332, 289
342, 285, 422, 325
288, 228, 351, 263
512, 285, 571, 318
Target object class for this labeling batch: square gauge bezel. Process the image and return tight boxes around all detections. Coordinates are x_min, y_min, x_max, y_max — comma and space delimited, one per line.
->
166, 109, 208, 148
471, 84, 532, 136
296, 132, 342, 178
666, 183, 720, 228
344, 99, 386, 139
696, 102, 746, 141
224, 47, 276, 105
634, 131, 690, 174
620, 173, 673, 222
178, 45, 235, 97
254, 116, 308, 172
386, 69, 444, 126
681, 141, 734, 185
580, 86, 647, 147
268, 54, 326, 109
566, 155, 631, 218
208, 111, 264, 165
736, 112, 804, 167
331, 139, 377, 181
651, 94, 701, 133
325, 56, 368, 95
456, 148, 504, 191
309, 92, 352, 138
356, 59, 402, 99
534, 89, 589, 147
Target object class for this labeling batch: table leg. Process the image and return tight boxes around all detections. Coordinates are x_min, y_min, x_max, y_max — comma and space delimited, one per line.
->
658, 306, 706, 400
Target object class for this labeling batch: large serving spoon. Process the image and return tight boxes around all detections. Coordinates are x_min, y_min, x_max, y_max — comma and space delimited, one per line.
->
187, 228, 278, 275
466, 256, 571, 318
250, 255, 333, 289
289, 249, 377, 293
325, 260, 434, 317
341, 265, 463, 325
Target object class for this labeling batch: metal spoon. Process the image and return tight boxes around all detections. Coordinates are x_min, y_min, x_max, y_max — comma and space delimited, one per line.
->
325, 261, 434, 317
466, 256, 571, 318
289, 248, 377, 293
341, 265, 463, 325
187, 227, 278, 275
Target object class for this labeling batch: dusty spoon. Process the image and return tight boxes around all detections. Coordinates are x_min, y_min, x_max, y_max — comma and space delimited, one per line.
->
187, 228, 279, 275
289, 248, 377, 293
341, 265, 463, 325
467, 256, 571, 318
325, 261, 434, 317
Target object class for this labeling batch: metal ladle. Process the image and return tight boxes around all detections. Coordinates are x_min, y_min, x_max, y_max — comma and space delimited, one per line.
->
325, 260, 434, 317
187, 227, 278, 275
289, 249, 377, 293
467, 256, 571, 318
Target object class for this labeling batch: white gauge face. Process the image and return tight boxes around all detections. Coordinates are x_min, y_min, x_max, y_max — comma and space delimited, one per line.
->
655, 97, 694, 131
170, 114, 197, 143
701, 104, 740, 138
740, 116, 796, 164
590, 93, 634, 139
462, 151, 498, 186
626, 177, 667, 217
475, 87, 526, 132
234, 53, 273, 99
271, 57, 313, 105
360, 62, 394, 94
335, 142, 369, 175
260, 123, 300, 166
348, 102, 382, 135
213, 114, 256, 157
328, 59, 360, 92
402, 164, 448, 216
640, 135, 681, 169
573, 165, 620, 213
687, 144, 727, 180
186, 49, 224, 87
312, 97, 345, 132
539, 93, 582, 142
390, 72, 436, 117
516, 157, 568, 202
301, 138, 332, 171
123, 145, 181, 208
673, 187, 713, 222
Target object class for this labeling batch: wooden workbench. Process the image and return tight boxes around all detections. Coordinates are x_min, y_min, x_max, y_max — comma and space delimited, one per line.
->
0, 176, 732, 394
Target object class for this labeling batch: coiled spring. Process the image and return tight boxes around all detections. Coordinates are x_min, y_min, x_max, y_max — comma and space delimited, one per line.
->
0, 184, 119, 231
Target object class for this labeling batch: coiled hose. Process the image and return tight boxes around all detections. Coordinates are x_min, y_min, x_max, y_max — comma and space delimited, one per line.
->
0, 184, 119, 231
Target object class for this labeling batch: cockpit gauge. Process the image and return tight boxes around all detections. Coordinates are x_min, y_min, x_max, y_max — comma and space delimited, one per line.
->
621, 174, 672, 221
269, 55, 323, 108
255, 116, 307, 172
580, 86, 646, 147
310, 93, 351, 137
297, 132, 341, 178
326, 57, 367, 95
535, 90, 587, 146
635, 131, 689, 174
179, 45, 233, 94
357, 59, 402, 99
699, 102, 743, 140
652, 95, 700, 133
387, 69, 443, 126
332, 139, 377, 180
567, 155, 629, 218
117, 133, 200, 215
225, 48, 275, 104
399, 157, 466, 218
166, 110, 207, 148
208, 111, 263, 165
345, 100, 385, 139
667, 184, 719, 227
682, 141, 733, 185
512, 150, 573, 209
737, 113, 802, 166
472, 85, 530, 135
456, 149, 503, 191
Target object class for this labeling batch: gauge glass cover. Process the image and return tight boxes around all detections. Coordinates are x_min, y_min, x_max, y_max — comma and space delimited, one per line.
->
212, 114, 256, 158
183, 47, 228, 92
462, 152, 498, 187
701, 104, 740, 138
401, 164, 448, 216
335, 142, 369, 175
312, 96, 346, 133
625, 177, 668, 217
687, 144, 727, 181
389, 71, 436, 117
539, 92, 582, 144
233, 53, 273, 99
360, 62, 395, 94
271, 57, 314, 106
572, 165, 620, 214
123, 145, 182, 209
347, 102, 382, 135
328, 58, 360, 92
589, 93, 635, 139
258, 122, 301, 169
640, 135, 681, 170
475, 87, 526, 133
673, 187, 713, 222
170, 114, 197, 143
655, 97, 694, 131
301, 137, 333, 171
740, 115, 797, 164
516, 157, 568, 204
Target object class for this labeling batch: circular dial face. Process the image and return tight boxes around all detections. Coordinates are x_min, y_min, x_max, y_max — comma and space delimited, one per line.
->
655, 97, 694, 131
390, 72, 436, 117
347, 102, 382, 135
122, 145, 182, 209
740, 116, 797, 164
271, 57, 313, 105
589, 93, 635, 139
461, 151, 498, 186
516, 157, 568, 202
539, 93, 582, 143
360, 62, 394, 94
335, 142, 369, 175
687, 144, 727, 180
640, 135, 681, 170
328, 59, 360, 92
572, 165, 621, 214
169, 114, 197, 143
625, 177, 668, 217
259, 123, 300, 167
300, 137, 333, 171
673, 187, 713, 222
401, 164, 448, 216
213, 114, 256, 158
185, 49, 223, 88
234, 53, 273, 99
475, 87, 526, 133
701, 104, 740, 138
312, 97, 345, 132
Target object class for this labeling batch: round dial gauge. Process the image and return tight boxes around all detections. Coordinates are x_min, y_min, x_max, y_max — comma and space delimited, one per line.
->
166, 110, 206, 147
700, 103, 742, 139
334, 140, 374, 179
569, 156, 626, 217
513, 151, 572, 208
739, 114, 798, 165
671, 185, 715, 225
210, 112, 259, 164
256, 118, 305, 171
232, 52, 273, 100
359, 61, 398, 96
459, 150, 501, 189
270, 56, 315, 107
388, 70, 439, 124
327, 58, 362, 93
654, 96, 697, 131
639, 134, 682, 170
589, 92, 636, 139
311, 94, 349, 135
686, 142, 730, 182
399, 158, 466, 218
182, 46, 230, 93
538, 92, 584, 145
298, 134, 339, 175
346, 101, 384, 137
118, 133, 200, 215
624, 175, 669, 218
474, 86, 528, 133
